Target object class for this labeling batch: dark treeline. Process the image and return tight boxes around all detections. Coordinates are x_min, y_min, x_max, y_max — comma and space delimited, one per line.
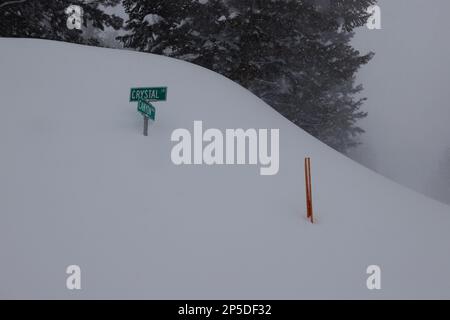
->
0, 0, 123, 45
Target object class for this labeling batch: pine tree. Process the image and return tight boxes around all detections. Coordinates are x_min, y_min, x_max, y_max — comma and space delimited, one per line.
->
120, 0, 376, 152
119, 0, 228, 61
0, 0, 123, 45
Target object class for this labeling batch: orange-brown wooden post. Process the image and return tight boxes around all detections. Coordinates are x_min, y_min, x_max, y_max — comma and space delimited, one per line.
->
304, 157, 310, 218
304, 157, 314, 223
308, 158, 313, 223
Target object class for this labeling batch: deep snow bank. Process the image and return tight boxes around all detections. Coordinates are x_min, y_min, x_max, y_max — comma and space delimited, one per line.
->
0, 38, 449, 299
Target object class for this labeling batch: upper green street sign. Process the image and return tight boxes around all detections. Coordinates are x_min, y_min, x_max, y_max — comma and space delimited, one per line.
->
137, 100, 156, 120
130, 87, 167, 102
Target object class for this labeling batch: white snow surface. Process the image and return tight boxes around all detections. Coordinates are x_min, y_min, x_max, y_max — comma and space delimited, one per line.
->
0, 38, 450, 299
143, 14, 164, 26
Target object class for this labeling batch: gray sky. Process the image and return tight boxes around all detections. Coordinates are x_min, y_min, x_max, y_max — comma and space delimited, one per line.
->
351, 0, 450, 204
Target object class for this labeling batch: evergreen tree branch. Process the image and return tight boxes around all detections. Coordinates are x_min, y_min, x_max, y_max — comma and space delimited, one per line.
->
0, 0, 27, 10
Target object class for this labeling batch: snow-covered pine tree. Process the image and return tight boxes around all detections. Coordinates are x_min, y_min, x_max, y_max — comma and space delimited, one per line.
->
307, 0, 376, 150
120, 0, 376, 152
222, 0, 376, 151
0, 0, 123, 45
119, 0, 229, 62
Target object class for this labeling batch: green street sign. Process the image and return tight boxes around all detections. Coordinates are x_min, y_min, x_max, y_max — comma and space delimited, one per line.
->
138, 100, 156, 121
130, 87, 167, 102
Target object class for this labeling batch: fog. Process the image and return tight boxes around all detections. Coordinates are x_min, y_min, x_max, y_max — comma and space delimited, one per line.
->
350, 0, 450, 205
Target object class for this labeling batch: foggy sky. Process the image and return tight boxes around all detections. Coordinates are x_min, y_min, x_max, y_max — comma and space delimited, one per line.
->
351, 0, 450, 204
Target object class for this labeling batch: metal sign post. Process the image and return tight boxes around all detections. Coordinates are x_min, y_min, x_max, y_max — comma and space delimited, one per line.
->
143, 116, 149, 136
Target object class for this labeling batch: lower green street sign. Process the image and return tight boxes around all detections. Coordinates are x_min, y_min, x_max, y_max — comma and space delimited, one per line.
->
130, 87, 167, 102
138, 100, 156, 121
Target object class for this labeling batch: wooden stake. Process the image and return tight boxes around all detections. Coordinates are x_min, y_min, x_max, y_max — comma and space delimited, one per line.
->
305, 158, 310, 218
305, 157, 314, 223
308, 159, 312, 221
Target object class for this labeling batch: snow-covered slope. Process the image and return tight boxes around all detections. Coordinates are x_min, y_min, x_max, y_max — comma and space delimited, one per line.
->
1, 38, 449, 299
